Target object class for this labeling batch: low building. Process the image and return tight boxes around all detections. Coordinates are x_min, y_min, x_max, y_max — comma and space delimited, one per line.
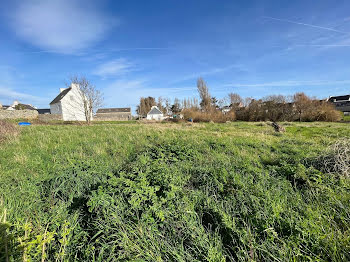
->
94, 108, 132, 121
37, 109, 51, 115
146, 106, 164, 120
328, 95, 350, 116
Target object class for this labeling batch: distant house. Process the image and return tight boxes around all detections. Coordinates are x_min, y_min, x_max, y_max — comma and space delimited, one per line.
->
1, 105, 11, 110
50, 83, 89, 121
1, 100, 36, 111
328, 95, 350, 116
221, 106, 231, 114
95, 108, 132, 121
146, 106, 164, 120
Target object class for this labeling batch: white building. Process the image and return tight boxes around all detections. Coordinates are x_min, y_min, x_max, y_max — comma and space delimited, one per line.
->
1, 100, 36, 111
50, 83, 90, 121
146, 106, 164, 121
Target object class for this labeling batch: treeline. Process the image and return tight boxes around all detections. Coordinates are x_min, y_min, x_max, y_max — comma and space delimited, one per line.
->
137, 78, 341, 122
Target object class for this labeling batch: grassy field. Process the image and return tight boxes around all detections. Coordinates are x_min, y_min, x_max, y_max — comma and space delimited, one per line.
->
344, 115, 350, 122
1, 121, 350, 261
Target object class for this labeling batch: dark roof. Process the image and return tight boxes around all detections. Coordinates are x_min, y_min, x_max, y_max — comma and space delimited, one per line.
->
329, 95, 350, 102
50, 88, 72, 105
37, 109, 51, 114
96, 108, 131, 113
148, 107, 163, 115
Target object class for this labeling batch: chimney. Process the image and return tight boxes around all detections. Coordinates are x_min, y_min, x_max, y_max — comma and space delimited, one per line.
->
71, 83, 79, 89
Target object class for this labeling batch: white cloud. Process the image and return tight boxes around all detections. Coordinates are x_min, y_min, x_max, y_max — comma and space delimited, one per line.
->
101, 79, 197, 110
171, 64, 237, 84
94, 59, 134, 78
0, 86, 48, 106
262, 16, 348, 34
11, 0, 118, 53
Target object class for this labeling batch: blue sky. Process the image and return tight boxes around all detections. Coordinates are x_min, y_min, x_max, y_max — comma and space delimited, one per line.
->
1, 0, 350, 110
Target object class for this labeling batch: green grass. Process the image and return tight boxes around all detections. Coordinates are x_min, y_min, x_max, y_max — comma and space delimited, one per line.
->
344, 115, 350, 122
1, 122, 350, 261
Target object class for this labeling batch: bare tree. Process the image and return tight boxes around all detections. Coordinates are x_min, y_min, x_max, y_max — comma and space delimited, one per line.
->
136, 96, 156, 117
197, 77, 211, 112
69, 76, 103, 124
262, 95, 287, 121
171, 98, 182, 114
293, 92, 311, 122
228, 93, 243, 107
164, 97, 171, 116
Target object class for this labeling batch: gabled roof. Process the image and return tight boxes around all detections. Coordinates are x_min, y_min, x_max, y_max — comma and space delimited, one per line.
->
148, 106, 163, 115
328, 95, 350, 102
50, 88, 72, 105
97, 108, 131, 113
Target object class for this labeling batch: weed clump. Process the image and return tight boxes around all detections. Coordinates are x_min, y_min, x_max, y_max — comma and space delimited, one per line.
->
0, 120, 19, 142
320, 138, 350, 177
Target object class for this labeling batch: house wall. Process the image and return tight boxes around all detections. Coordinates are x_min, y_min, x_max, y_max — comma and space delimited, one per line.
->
61, 87, 89, 121
94, 112, 132, 121
0, 110, 38, 120
50, 102, 62, 114
147, 113, 164, 121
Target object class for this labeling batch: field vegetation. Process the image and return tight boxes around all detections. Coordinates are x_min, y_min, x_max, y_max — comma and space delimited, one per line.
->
137, 78, 342, 123
1, 121, 350, 261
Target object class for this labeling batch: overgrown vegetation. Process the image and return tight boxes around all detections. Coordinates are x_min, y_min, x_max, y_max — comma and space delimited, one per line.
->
1, 122, 350, 261
136, 78, 342, 123
0, 120, 19, 142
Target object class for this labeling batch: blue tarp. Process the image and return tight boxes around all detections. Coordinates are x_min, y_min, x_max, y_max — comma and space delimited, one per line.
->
18, 122, 31, 126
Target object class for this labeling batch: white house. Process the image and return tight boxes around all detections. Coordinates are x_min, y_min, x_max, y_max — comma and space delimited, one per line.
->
1, 100, 37, 111
146, 106, 164, 120
50, 83, 89, 121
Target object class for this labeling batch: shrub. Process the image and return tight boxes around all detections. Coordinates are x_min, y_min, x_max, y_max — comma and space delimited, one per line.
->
0, 120, 19, 142
235, 97, 341, 122
182, 109, 235, 123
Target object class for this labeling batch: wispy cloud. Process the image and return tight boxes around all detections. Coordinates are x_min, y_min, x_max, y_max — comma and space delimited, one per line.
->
102, 79, 197, 108
105, 79, 195, 93
171, 64, 237, 84
11, 0, 118, 54
225, 80, 350, 88
106, 79, 146, 90
93, 59, 134, 78
294, 44, 350, 47
262, 16, 349, 34
17, 47, 172, 55
106, 47, 172, 52
0, 86, 47, 105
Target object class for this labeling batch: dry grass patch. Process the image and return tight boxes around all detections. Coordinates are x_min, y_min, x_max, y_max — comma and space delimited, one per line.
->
0, 120, 19, 142
321, 138, 350, 177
